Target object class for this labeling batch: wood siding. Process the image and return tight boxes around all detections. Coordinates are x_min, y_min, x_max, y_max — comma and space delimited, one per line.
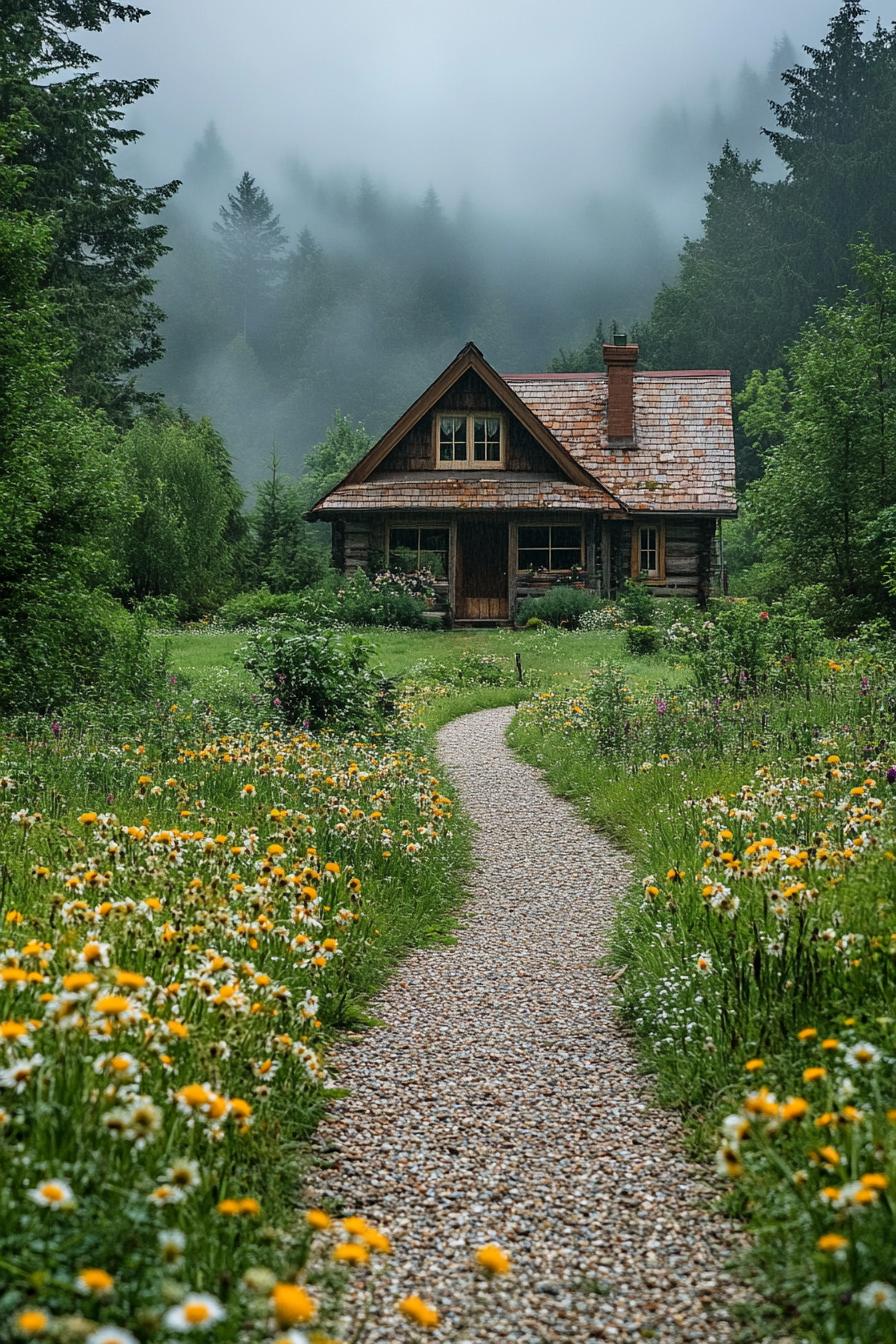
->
331, 512, 720, 614
372, 370, 563, 476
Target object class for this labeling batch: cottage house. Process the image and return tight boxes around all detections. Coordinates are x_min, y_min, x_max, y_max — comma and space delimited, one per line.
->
307, 339, 737, 623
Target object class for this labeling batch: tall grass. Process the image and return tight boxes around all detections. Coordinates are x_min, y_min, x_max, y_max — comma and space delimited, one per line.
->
510, 662, 896, 1343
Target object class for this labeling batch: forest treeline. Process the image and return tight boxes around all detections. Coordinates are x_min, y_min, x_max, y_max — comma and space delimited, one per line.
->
2, 1, 896, 714
142, 38, 793, 482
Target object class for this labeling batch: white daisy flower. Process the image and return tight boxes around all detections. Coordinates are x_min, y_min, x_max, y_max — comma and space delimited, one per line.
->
858, 1281, 896, 1312
163, 1293, 226, 1331
86, 1329, 139, 1344
28, 1177, 75, 1209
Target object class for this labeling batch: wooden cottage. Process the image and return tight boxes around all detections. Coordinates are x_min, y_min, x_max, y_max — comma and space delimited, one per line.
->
308, 340, 737, 623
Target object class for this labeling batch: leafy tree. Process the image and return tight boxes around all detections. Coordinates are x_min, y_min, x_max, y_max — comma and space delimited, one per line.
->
0, 118, 151, 711
118, 411, 247, 617
214, 171, 287, 341
1, 1, 179, 418
295, 412, 373, 514
740, 239, 896, 627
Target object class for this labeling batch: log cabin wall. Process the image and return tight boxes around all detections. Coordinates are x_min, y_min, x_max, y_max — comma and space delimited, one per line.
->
609, 517, 718, 603
372, 370, 564, 476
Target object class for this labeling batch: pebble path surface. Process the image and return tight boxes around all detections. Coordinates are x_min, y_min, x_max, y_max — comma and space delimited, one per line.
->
310, 706, 746, 1342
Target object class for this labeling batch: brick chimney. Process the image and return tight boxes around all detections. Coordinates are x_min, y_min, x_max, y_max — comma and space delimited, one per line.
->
603, 335, 639, 442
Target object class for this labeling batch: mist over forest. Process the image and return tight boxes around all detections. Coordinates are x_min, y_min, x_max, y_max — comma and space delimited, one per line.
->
98, 7, 811, 485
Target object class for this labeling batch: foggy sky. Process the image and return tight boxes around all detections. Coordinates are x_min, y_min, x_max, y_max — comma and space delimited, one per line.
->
94, 0, 896, 215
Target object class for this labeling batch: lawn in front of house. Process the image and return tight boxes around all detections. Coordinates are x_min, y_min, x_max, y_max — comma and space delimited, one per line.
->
169, 625, 686, 729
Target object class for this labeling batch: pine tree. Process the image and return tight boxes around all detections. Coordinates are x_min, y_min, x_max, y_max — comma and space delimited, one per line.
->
1, 1, 179, 418
214, 172, 287, 342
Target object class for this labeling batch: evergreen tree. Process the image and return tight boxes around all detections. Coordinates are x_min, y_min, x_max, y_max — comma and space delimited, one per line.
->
181, 122, 236, 209
1, 1, 179, 418
214, 171, 287, 342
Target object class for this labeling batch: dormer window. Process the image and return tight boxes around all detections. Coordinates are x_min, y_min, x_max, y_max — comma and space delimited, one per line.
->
436, 413, 505, 468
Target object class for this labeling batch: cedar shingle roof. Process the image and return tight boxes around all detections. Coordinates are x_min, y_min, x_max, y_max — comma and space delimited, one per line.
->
503, 371, 736, 514
308, 344, 737, 518
310, 473, 621, 515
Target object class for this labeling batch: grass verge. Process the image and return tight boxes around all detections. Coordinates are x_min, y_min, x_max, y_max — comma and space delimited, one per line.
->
509, 666, 896, 1343
0, 702, 470, 1338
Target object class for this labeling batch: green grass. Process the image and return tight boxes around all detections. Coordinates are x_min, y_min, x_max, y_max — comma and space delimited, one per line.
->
169, 626, 682, 730
508, 671, 896, 1343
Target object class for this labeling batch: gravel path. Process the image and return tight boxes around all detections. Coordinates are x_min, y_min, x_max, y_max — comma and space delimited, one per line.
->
310, 706, 746, 1342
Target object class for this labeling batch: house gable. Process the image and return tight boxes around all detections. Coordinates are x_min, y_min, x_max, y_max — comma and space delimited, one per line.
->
329, 343, 610, 493
371, 369, 565, 477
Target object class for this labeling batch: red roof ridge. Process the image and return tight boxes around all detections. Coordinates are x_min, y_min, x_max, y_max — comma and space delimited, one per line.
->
502, 369, 731, 380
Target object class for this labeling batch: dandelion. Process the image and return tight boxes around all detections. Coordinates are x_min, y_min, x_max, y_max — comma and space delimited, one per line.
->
817, 1232, 848, 1253
75, 1268, 115, 1296
475, 1243, 511, 1274
163, 1294, 226, 1332
271, 1283, 316, 1327
398, 1296, 440, 1329
305, 1208, 331, 1230
744, 1058, 764, 1072
15, 1311, 49, 1336
332, 1242, 369, 1264
28, 1178, 75, 1209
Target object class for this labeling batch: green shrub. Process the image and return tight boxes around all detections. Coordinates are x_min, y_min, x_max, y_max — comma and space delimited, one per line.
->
243, 627, 388, 728
338, 570, 429, 628
217, 588, 314, 629
412, 651, 511, 688
617, 578, 655, 625
517, 587, 601, 628
584, 662, 632, 752
0, 587, 167, 713
690, 599, 770, 694
625, 624, 661, 656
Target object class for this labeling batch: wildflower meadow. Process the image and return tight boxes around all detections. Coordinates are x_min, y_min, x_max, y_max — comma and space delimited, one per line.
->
510, 608, 896, 1342
0, 703, 469, 1342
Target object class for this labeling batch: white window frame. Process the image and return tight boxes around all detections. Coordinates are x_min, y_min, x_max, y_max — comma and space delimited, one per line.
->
434, 412, 506, 469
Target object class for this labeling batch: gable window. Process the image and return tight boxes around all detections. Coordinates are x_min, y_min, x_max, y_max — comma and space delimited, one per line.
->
517, 524, 583, 573
436, 413, 504, 468
388, 526, 449, 578
631, 523, 665, 581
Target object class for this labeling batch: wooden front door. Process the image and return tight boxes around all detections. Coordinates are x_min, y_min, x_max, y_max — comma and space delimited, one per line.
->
456, 519, 508, 620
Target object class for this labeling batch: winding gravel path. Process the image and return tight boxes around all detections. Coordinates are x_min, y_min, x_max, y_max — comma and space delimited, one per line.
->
311, 706, 745, 1342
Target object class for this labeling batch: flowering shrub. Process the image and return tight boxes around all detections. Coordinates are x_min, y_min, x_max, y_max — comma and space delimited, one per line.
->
516, 588, 601, 628
0, 713, 463, 1339
578, 604, 624, 632
689, 599, 826, 696
243, 629, 388, 728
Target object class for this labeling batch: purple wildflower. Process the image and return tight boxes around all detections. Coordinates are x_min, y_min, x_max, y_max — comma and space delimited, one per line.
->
50, 720, 61, 739
655, 698, 668, 715
887, 766, 896, 786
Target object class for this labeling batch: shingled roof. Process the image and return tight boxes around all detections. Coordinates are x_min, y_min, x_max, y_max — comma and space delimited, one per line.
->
503, 371, 737, 514
309, 344, 737, 518
309, 473, 621, 514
